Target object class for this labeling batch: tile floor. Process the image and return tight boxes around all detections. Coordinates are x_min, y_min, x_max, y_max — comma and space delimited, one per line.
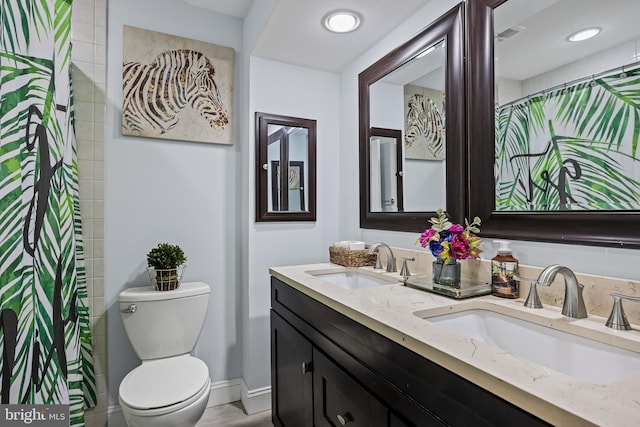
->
196, 402, 273, 426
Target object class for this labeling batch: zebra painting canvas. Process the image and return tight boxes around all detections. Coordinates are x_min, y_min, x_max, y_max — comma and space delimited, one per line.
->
403, 84, 445, 160
121, 26, 234, 144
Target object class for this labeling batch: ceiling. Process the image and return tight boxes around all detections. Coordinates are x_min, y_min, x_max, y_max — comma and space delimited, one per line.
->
182, 0, 254, 19
495, 0, 640, 81
180, 0, 432, 72
179, 0, 640, 79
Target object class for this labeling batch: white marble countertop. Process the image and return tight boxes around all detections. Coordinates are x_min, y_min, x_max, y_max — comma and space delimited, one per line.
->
270, 263, 640, 427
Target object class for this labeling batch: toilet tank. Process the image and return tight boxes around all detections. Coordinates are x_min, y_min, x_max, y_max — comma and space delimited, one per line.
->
119, 282, 210, 360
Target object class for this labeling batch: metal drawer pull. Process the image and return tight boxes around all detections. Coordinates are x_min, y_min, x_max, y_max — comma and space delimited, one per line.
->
301, 361, 313, 374
337, 413, 353, 425
121, 304, 137, 313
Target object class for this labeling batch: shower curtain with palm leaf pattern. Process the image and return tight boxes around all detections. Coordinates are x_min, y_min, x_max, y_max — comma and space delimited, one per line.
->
495, 67, 640, 211
0, 0, 96, 425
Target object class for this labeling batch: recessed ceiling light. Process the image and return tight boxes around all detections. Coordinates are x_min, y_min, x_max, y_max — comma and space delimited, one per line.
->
322, 10, 363, 33
567, 27, 601, 42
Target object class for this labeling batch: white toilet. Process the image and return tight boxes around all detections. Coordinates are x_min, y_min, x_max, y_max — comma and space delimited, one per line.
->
118, 282, 211, 427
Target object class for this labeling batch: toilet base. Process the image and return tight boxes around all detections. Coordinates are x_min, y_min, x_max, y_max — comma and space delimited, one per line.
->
120, 377, 210, 427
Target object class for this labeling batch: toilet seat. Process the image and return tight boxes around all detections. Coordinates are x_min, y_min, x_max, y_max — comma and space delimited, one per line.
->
119, 355, 209, 413
120, 376, 211, 419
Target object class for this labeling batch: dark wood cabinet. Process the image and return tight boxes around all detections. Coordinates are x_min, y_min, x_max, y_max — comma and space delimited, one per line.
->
389, 413, 414, 427
313, 347, 387, 427
271, 311, 313, 427
271, 276, 550, 427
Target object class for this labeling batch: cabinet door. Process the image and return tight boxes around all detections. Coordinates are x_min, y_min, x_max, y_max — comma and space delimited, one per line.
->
390, 413, 411, 427
271, 311, 313, 427
313, 348, 387, 427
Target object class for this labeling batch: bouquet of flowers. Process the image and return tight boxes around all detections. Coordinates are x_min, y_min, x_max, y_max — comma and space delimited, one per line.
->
417, 208, 482, 264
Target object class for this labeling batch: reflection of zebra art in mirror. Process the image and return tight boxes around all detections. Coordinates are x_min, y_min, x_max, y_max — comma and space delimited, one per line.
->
121, 26, 234, 145
403, 84, 445, 160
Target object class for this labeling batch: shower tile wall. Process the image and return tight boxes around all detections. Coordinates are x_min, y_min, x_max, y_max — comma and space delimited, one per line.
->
72, 0, 107, 425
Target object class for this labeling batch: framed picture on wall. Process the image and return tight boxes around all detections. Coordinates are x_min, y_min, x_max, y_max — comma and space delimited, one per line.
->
403, 84, 446, 160
121, 25, 234, 145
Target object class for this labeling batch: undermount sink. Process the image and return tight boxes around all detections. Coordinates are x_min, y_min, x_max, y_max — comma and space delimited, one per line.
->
310, 270, 397, 290
420, 308, 640, 385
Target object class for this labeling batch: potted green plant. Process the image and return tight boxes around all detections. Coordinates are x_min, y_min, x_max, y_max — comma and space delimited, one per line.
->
146, 243, 187, 291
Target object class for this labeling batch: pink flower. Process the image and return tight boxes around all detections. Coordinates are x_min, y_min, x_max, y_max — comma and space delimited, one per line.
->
449, 234, 471, 260
416, 208, 483, 263
418, 229, 436, 247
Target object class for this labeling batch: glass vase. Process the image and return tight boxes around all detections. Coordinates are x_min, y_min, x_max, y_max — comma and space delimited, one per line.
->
432, 259, 461, 288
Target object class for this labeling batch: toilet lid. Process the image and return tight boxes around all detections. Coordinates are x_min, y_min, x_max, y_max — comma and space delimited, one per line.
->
119, 355, 209, 410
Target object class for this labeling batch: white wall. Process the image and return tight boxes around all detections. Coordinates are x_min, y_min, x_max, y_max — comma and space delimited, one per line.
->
498, 36, 640, 105
339, 0, 639, 281
105, 0, 243, 407
245, 56, 341, 389
522, 36, 640, 98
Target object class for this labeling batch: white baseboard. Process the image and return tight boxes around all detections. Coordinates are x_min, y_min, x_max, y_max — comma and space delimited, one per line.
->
207, 378, 243, 407
107, 378, 271, 425
240, 380, 271, 415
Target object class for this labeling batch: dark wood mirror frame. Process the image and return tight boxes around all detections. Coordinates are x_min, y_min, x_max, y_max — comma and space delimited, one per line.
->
359, 4, 466, 232
467, 0, 640, 248
255, 112, 317, 222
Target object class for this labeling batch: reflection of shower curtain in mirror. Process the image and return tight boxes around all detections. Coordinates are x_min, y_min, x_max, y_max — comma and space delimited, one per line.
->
495, 67, 640, 211
0, 1, 96, 425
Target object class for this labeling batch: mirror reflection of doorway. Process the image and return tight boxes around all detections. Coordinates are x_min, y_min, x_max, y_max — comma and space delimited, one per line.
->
271, 160, 306, 211
370, 128, 403, 212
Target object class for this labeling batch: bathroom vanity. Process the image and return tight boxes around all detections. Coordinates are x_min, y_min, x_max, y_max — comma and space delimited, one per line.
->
270, 264, 640, 427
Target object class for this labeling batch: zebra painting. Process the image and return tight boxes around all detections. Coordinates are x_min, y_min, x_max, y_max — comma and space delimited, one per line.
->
404, 86, 445, 160
121, 26, 234, 144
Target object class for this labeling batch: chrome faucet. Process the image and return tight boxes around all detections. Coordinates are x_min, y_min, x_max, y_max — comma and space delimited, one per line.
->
400, 257, 415, 283
368, 242, 396, 272
535, 265, 588, 319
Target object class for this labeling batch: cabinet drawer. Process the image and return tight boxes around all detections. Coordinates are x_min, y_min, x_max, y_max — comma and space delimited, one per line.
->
313, 348, 387, 427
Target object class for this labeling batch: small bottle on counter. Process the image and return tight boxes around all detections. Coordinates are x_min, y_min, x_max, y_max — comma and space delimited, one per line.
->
491, 240, 519, 299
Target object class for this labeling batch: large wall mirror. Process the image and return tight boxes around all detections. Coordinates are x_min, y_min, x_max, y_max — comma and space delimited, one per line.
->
255, 112, 316, 222
359, 4, 465, 231
468, 0, 640, 247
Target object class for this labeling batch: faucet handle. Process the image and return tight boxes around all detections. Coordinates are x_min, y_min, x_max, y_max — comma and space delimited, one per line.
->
514, 275, 543, 309
372, 252, 383, 270
400, 257, 415, 282
605, 293, 640, 330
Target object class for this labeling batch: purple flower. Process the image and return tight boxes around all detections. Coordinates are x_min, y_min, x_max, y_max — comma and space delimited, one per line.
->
418, 229, 436, 247
449, 234, 471, 260
450, 224, 464, 233
416, 208, 483, 263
